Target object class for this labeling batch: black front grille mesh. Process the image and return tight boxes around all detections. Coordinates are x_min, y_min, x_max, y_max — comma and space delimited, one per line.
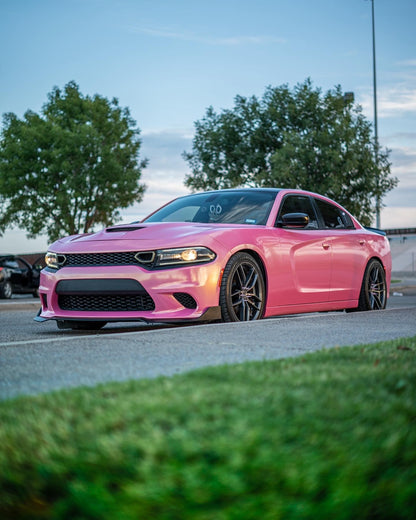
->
58, 294, 155, 312
64, 252, 139, 267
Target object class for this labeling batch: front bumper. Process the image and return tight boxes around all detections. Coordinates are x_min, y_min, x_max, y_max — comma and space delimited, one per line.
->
37, 261, 223, 323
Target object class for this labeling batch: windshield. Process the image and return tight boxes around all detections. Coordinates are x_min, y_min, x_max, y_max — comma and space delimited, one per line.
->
143, 190, 278, 226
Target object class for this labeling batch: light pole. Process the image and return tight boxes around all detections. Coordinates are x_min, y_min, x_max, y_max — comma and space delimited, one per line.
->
369, 0, 380, 228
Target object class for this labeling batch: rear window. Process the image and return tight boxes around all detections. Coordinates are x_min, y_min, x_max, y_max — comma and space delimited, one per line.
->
314, 198, 354, 229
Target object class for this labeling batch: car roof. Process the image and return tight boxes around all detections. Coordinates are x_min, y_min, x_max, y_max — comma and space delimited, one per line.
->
178, 188, 283, 198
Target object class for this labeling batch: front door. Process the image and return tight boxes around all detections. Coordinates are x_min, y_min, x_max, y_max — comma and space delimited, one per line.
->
267, 194, 332, 307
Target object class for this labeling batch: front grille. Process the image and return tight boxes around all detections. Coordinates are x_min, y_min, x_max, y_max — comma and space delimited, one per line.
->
58, 294, 155, 312
64, 252, 139, 267
173, 292, 197, 309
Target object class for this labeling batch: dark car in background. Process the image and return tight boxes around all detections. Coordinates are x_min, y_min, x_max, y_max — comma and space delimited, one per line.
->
0, 255, 42, 299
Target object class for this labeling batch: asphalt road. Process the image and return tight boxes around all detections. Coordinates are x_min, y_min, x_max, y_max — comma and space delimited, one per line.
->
1, 293, 415, 400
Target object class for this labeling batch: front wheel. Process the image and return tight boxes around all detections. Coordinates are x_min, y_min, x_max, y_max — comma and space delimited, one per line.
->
220, 252, 266, 322
356, 259, 387, 311
0, 281, 13, 299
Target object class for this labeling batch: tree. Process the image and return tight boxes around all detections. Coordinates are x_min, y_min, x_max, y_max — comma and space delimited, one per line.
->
0, 81, 147, 242
183, 79, 397, 225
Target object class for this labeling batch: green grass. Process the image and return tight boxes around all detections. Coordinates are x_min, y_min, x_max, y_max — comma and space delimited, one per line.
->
1, 337, 416, 520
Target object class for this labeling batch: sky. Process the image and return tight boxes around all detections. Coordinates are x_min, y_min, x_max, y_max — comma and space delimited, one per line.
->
0, 0, 415, 253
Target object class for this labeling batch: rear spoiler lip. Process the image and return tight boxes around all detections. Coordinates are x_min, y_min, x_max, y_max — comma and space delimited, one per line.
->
364, 226, 387, 236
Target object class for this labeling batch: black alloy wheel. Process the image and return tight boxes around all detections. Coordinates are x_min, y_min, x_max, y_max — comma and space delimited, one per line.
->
220, 252, 265, 322
357, 259, 387, 311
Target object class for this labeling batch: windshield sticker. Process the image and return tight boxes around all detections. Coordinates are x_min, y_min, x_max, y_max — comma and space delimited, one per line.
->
245, 218, 256, 224
209, 204, 223, 221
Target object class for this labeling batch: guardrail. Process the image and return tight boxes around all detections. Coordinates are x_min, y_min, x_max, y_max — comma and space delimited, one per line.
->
384, 228, 416, 236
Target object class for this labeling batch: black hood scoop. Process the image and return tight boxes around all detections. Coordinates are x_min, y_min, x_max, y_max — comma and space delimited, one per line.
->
105, 226, 145, 233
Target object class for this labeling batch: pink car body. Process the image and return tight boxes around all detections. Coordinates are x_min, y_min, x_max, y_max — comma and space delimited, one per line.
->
36, 189, 391, 328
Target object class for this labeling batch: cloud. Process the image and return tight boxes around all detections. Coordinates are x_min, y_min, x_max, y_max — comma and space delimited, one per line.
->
389, 146, 416, 172
384, 132, 416, 143
129, 26, 286, 46
359, 85, 416, 118
380, 206, 416, 229
378, 144, 416, 213
121, 171, 189, 222
141, 129, 193, 169
357, 58, 416, 118
396, 59, 416, 67
122, 129, 192, 222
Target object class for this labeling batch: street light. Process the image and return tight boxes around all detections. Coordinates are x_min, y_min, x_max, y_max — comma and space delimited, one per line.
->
368, 0, 380, 228
343, 92, 355, 105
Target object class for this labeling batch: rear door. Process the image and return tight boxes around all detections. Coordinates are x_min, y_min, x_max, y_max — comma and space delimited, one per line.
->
312, 197, 367, 302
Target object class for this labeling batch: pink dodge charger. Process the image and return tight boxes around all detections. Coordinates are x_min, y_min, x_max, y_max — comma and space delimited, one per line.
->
35, 188, 391, 330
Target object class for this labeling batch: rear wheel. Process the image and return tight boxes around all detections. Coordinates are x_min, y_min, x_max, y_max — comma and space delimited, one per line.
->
220, 252, 265, 322
356, 259, 387, 311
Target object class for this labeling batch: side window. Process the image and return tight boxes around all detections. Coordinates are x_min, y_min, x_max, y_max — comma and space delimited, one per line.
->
16, 259, 29, 270
3, 260, 19, 269
314, 198, 353, 229
277, 195, 319, 229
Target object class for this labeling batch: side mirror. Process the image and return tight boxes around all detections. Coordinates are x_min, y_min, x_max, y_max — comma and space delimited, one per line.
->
278, 212, 309, 229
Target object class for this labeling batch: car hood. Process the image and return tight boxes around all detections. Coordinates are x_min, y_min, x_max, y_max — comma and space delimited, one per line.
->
50, 222, 241, 252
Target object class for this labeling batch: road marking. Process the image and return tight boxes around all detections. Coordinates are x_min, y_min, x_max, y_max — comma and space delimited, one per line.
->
0, 324, 186, 347
0, 312, 347, 347
0, 335, 98, 347
1, 308, 410, 348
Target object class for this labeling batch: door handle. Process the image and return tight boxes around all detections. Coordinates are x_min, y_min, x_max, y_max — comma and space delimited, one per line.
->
322, 243, 330, 250
359, 239, 365, 246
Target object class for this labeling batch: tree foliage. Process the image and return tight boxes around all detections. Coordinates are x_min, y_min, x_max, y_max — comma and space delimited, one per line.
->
0, 81, 147, 241
183, 80, 397, 225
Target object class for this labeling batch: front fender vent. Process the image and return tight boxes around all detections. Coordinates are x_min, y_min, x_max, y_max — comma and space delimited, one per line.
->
173, 292, 197, 309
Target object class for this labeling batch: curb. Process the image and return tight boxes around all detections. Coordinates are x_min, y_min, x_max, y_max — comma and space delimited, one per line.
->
390, 287, 416, 296
390, 279, 416, 296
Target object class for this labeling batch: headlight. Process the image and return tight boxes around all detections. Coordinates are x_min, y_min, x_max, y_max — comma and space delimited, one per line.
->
45, 252, 66, 269
154, 247, 216, 267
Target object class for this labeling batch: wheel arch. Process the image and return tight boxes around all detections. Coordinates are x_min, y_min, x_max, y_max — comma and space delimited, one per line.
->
365, 255, 388, 274
368, 254, 390, 289
231, 248, 268, 303
219, 248, 268, 322
357, 255, 388, 292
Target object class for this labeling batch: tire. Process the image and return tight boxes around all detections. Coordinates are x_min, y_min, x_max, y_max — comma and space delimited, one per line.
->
57, 320, 107, 331
220, 252, 265, 322
0, 281, 13, 299
356, 259, 387, 311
